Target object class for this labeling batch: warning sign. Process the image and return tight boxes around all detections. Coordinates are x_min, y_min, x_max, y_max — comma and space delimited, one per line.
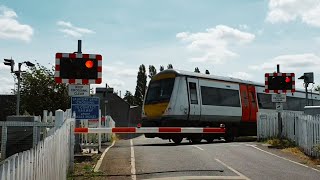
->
68, 84, 90, 96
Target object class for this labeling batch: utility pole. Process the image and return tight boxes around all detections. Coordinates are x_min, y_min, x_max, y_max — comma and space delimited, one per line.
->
16, 63, 22, 115
4, 58, 35, 115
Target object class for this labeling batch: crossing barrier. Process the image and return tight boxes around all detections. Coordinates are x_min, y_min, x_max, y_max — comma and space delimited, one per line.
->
74, 127, 226, 134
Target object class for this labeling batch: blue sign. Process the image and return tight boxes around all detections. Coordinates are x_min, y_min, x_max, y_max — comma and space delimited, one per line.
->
71, 97, 100, 120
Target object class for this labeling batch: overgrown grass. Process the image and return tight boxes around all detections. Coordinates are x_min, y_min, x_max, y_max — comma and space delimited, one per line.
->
263, 138, 320, 165
313, 144, 320, 154
265, 138, 296, 148
67, 136, 117, 179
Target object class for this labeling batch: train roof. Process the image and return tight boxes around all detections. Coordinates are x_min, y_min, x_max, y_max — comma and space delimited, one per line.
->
155, 69, 317, 95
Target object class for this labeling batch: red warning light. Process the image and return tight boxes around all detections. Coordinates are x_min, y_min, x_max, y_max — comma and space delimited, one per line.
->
285, 77, 291, 83
85, 60, 93, 68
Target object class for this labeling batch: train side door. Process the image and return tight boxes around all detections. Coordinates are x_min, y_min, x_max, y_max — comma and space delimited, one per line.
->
239, 84, 250, 122
247, 85, 258, 122
187, 78, 201, 121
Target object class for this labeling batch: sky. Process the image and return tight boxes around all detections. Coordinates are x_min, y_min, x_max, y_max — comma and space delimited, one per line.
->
1, 0, 320, 96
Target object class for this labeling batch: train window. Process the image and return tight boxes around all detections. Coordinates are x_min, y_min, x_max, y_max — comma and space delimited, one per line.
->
189, 82, 198, 104
200, 86, 240, 107
257, 93, 275, 109
145, 78, 175, 104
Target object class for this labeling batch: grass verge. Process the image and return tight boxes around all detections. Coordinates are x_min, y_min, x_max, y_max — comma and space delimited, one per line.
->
265, 138, 295, 149
68, 137, 116, 179
263, 138, 320, 166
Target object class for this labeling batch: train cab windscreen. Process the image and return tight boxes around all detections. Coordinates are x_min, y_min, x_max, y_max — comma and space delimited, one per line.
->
145, 78, 175, 104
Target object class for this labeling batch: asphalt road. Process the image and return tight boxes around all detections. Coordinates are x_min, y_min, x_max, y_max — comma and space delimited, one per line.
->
99, 136, 320, 180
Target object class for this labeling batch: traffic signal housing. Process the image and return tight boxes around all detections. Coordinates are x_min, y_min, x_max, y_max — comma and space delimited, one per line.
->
60, 58, 98, 79
55, 53, 102, 84
265, 73, 295, 93
3, 59, 15, 73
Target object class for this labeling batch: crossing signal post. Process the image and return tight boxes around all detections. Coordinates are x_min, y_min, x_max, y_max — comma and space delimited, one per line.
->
265, 64, 295, 139
55, 40, 103, 154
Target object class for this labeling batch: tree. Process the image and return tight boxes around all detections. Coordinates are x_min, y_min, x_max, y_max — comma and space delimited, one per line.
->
167, 64, 173, 69
160, 66, 164, 72
134, 64, 147, 106
123, 90, 135, 105
205, 70, 210, 74
194, 67, 200, 73
148, 65, 157, 79
20, 63, 70, 116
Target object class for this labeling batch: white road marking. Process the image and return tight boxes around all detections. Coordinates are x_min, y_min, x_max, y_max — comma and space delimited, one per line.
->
192, 145, 204, 151
144, 176, 248, 179
215, 159, 250, 180
94, 140, 115, 172
130, 139, 137, 180
244, 143, 320, 173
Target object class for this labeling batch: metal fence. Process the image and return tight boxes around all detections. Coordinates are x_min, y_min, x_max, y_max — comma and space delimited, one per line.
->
0, 111, 55, 160
0, 109, 75, 180
80, 115, 115, 153
257, 111, 320, 157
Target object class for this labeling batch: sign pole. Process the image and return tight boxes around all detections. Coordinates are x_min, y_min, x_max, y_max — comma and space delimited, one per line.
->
277, 64, 282, 139
74, 40, 82, 154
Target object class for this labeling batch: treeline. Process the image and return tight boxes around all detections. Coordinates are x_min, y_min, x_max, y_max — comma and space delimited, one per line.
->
123, 64, 173, 106
123, 64, 211, 106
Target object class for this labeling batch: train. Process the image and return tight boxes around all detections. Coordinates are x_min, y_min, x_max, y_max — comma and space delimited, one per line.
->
141, 69, 320, 144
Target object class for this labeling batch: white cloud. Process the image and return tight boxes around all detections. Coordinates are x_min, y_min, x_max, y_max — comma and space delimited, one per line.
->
0, 74, 15, 94
0, 63, 9, 70
249, 53, 320, 71
176, 25, 255, 64
108, 79, 125, 88
57, 20, 95, 38
257, 29, 264, 35
228, 72, 253, 80
0, 6, 33, 42
266, 0, 320, 27
103, 65, 137, 77
239, 24, 249, 30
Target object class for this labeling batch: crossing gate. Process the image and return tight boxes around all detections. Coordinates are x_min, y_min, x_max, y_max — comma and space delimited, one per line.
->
75, 127, 226, 134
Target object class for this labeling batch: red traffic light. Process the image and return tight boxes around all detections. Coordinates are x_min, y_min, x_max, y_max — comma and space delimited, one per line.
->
85, 60, 94, 68
285, 77, 291, 83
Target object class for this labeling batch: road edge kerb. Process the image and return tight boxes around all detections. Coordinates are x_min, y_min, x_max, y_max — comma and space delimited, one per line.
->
93, 140, 116, 172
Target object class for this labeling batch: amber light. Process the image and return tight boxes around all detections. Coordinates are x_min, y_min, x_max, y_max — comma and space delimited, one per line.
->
85, 60, 94, 68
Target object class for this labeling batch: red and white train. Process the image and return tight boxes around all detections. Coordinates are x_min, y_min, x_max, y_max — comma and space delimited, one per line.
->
141, 69, 320, 144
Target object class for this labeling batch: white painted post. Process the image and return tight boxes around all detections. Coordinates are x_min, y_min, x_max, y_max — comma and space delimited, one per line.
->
55, 110, 64, 130
98, 109, 102, 153
69, 118, 75, 173
43, 110, 48, 123
1, 125, 7, 160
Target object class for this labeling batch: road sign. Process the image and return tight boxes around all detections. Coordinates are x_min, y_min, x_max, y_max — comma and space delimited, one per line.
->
272, 94, 286, 103
68, 84, 90, 96
71, 97, 100, 120
276, 103, 283, 112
